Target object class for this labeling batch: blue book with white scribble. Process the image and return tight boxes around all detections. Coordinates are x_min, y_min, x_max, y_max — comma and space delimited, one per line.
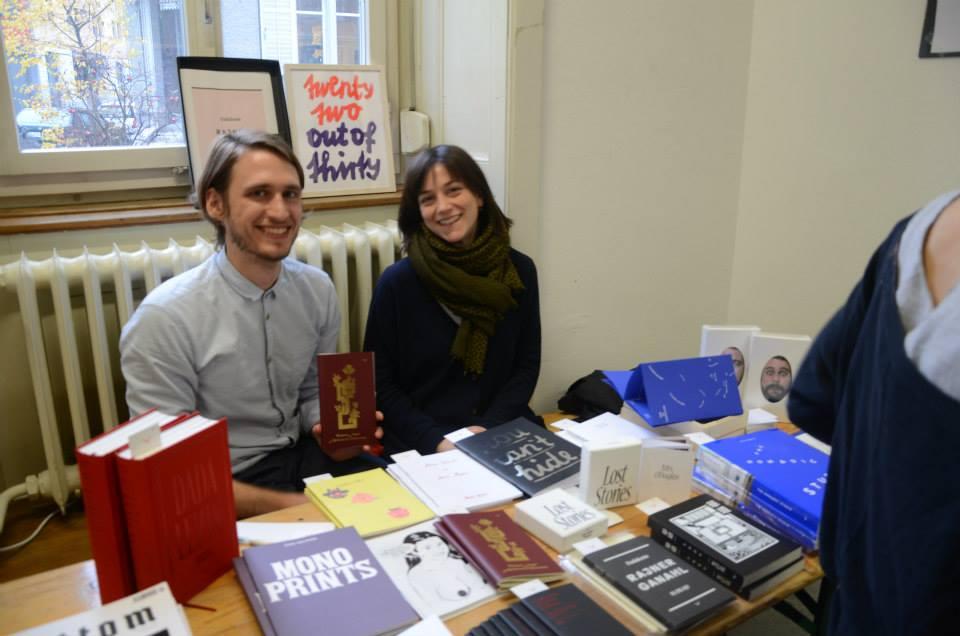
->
603, 356, 743, 427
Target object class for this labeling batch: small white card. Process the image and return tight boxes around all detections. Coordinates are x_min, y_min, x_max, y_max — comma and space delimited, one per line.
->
683, 432, 715, 451
128, 423, 162, 459
636, 497, 671, 516
511, 578, 550, 599
443, 428, 475, 443
748, 408, 779, 425
397, 615, 453, 636
637, 440, 694, 505
604, 509, 624, 527
236, 521, 335, 545
391, 449, 422, 463
573, 537, 608, 556
302, 473, 332, 484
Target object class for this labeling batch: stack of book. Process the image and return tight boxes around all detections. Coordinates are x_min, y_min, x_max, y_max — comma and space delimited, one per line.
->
647, 494, 804, 600
387, 449, 522, 514
573, 536, 735, 633
467, 584, 633, 636
435, 510, 565, 590
76, 409, 238, 603
304, 468, 435, 538
693, 429, 827, 550
454, 418, 581, 497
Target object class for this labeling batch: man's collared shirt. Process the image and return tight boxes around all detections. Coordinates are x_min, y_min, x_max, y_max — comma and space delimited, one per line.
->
120, 249, 340, 472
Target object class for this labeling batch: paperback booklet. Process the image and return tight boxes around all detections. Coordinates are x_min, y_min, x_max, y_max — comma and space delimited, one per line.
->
454, 417, 581, 497
12, 582, 190, 636
304, 468, 435, 537
582, 536, 735, 633
388, 449, 522, 514
435, 510, 565, 589
317, 352, 377, 452
115, 413, 238, 603
74, 409, 189, 602
234, 527, 418, 636
647, 494, 803, 592
365, 520, 498, 619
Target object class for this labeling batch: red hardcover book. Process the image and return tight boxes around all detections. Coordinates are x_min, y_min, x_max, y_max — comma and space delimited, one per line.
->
317, 352, 377, 452
435, 510, 564, 589
74, 409, 191, 603
115, 414, 238, 603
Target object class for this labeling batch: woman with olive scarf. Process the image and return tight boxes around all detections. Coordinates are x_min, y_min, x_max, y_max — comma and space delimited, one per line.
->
363, 145, 541, 456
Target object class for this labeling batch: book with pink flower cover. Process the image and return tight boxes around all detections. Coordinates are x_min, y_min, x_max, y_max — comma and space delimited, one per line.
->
304, 468, 434, 537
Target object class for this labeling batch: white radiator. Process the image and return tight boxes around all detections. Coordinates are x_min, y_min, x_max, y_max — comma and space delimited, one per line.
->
0, 221, 400, 518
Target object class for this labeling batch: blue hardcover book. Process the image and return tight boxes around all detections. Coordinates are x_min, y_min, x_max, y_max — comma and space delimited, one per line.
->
698, 430, 827, 537
603, 356, 743, 427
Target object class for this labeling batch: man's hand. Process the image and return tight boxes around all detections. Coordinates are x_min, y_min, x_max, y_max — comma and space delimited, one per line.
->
311, 411, 384, 462
436, 425, 487, 452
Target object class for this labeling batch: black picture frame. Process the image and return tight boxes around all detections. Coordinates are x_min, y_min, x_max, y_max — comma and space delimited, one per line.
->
919, 0, 960, 58
176, 57, 292, 193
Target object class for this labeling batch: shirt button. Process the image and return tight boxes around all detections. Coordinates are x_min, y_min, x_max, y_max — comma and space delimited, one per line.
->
265, 313, 271, 320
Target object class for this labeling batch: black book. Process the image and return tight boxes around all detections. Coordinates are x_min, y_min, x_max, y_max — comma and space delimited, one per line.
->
519, 583, 633, 636
455, 417, 580, 497
509, 600, 555, 634
582, 536, 735, 633
484, 614, 513, 636
647, 494, 803, 591
496, 606, 541, 636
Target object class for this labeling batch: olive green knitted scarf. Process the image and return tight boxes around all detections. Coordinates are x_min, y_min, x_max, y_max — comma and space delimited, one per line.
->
408, 216, 524, 375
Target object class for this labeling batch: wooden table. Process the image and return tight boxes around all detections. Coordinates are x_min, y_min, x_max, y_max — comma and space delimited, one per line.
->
0, 499, 821, 635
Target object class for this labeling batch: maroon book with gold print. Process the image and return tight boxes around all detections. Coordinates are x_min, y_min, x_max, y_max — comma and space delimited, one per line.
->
435, 510, 564, 589
317, 352, 377, 452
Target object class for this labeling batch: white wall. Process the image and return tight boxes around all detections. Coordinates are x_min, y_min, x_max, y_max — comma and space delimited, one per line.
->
529, 0, 754, 411
730, 1, 960, 334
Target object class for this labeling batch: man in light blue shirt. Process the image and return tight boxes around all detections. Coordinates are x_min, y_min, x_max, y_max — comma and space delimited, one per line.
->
121, 130, 382, 517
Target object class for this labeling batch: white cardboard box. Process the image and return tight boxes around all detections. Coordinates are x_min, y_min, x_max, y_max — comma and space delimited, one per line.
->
513, 488, 608, 553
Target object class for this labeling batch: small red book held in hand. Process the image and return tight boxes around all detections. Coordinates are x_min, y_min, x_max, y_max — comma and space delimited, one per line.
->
317, 352, 378, 452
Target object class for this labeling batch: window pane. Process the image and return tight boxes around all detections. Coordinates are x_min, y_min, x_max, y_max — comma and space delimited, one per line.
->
297, 14, 325, 63
336, 16, 361, 65
2, 0, 187, 151
223, 0, 367, 66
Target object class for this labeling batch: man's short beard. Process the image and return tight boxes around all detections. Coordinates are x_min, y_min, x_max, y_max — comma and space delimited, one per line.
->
763, 383, 787, 402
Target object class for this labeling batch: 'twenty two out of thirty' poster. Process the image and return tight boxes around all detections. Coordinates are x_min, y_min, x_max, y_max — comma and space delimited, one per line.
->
284, 64, 396, 197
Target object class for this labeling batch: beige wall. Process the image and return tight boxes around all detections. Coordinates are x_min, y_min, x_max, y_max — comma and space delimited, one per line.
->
730, 1, 960, 333
530, 0, 754, 411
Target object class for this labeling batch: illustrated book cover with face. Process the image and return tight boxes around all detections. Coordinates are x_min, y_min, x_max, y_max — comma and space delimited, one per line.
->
304, 468, 434, 538
741, 332, 811, 418
365, 519, 498, 619
696, 429, 828, 539
581, 536, 735, 633
603, 355, 744, 427
454, 417, 581, 497
647, 494, 803, 592
317, 352, 377, 452
699, 325, 761, 393
434, 510, 565, 589
233, 527, 417, 636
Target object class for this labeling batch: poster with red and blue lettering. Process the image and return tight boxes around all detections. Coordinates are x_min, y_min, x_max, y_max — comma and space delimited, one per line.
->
284, 64, 396, 197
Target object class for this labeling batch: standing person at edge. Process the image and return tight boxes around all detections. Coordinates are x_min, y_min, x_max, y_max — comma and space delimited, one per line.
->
788, 189, 960, 635
363, 145, 541, 455
120, 130, 384, 518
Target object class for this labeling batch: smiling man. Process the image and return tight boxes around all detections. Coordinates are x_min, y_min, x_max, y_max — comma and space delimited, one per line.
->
120, 130, 382, 518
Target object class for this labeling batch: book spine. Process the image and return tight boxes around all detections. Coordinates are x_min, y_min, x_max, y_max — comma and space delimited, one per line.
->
696, 448, 753, 501
749, 481, 818, 531
117, 454, 163, 595
648, 523, 744, 590
75, 452, 136, 603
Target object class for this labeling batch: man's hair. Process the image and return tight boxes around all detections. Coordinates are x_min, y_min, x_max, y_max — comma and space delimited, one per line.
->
768, 355, 792, 373
397, 144, 511, 251
192, 130, 304, 247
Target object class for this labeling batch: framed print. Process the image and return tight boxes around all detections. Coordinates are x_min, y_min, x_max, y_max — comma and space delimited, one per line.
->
177, 57, 291, 189
284, 64, 396, 197
919, 0, 960, 57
